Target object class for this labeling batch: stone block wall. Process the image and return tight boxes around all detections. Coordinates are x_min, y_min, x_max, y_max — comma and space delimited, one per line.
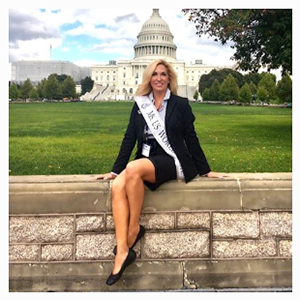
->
9, 173, 292, 292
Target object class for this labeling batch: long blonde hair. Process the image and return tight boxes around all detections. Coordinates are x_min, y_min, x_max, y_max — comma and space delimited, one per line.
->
135, 59, 178, 96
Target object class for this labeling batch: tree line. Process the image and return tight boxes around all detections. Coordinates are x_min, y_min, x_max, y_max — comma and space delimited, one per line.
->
9, 74, 94, 101
198, 68, 292, 104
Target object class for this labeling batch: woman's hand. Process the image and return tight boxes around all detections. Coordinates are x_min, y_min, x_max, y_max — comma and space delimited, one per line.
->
206, 171, 228, 179
96, 173, 117, 180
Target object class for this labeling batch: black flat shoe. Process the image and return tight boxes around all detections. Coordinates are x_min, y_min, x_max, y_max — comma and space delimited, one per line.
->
113, 225, 145, 255
106, 248, 136, 286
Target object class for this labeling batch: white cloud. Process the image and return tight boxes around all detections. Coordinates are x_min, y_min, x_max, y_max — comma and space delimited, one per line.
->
9, 8, 236, 67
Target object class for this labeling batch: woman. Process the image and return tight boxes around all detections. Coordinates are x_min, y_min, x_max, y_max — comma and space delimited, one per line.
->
97, 59, 226, 285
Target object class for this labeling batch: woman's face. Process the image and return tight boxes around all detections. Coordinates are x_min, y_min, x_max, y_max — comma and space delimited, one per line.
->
150, 64, 169, 94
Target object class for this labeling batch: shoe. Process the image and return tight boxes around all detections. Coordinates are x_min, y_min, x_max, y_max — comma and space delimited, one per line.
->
106, 248, 136, 286
113, 225, 145, 255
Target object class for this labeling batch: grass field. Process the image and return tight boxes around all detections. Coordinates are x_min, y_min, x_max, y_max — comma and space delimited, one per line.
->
9, 102, 292, 175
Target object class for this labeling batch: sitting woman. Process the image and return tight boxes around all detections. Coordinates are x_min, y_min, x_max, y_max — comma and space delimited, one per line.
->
97, 59, 226, 285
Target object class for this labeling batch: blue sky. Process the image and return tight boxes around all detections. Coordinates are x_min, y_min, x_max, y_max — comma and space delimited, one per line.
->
7, 0, 296, 82
9, 6, 238, 69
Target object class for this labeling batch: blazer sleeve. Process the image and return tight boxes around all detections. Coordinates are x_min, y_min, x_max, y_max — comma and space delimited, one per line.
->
111, 103, 138, 174
181, 99, 211, 175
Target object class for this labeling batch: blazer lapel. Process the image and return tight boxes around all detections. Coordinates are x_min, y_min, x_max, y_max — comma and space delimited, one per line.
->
166, 93, 176, 124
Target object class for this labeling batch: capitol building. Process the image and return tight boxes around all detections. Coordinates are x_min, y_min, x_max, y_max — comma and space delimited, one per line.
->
11, 9, 234, 101
83, 9, 233, 101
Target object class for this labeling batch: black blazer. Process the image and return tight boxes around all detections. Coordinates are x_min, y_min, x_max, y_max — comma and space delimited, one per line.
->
112, 93, 211, 183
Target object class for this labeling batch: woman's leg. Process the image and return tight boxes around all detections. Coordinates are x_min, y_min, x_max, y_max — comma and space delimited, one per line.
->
125, 158, 156, 247
110, 170, 130, 274
110, 158, 155, 274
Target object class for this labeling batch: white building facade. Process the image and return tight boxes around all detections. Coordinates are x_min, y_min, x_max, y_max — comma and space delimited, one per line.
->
85, 9, 232, 101
11, 60, 90, 85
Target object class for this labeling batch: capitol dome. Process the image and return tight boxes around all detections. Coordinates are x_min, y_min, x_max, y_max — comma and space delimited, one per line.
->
134, 9, 177, 60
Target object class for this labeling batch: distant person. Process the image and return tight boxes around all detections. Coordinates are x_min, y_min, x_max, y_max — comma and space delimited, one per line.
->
97, 59, 226, 286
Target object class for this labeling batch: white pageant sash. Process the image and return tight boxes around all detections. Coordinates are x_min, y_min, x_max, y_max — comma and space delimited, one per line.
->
135, 95, 184, 179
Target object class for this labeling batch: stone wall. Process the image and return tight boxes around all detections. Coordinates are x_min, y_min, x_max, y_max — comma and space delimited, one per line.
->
9, 173, 292, 292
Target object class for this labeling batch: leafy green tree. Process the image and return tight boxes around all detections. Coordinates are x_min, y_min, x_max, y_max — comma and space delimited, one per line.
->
258, 73, 277, 103
61, 76, 76, 98
239, 83, 252, 103
81, 76, 94, 95
277, 74, 292, 103
44, 74, 62, 100
209, 79, 220, 100
183, 9, 292, 74
29, 88, 39, 100
199, 68, 245, 95
9, 83, 20, 100
202, 87, 211, 101
257, 86, 269, 102
19, 78, 34, 100
53, 74, 68, 84
249, 81, 257, 95
37, 78, 47, 99
219, 74, 239, 101
193, 90, 199, 101
244, 72, 262, 86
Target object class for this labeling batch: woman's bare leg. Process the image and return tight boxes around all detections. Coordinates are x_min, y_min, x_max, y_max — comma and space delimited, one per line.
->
125, 158, 156, 247
110, 158, 155, 274
110, 170, 130, 274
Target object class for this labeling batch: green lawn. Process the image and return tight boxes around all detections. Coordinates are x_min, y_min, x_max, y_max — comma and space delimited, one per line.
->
9, 102, 292, 175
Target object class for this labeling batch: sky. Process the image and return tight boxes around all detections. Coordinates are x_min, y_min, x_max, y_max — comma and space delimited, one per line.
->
6, 0, 297, 81
8, 7, 238, 74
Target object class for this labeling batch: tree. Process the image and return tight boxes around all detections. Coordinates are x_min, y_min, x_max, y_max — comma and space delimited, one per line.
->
29, 88, 39, 100
61, 76, 76, 98
199, 68, 245, 95
81, 76, 94, 95
249, 81, 257, 95
239, 83, 252, 103
202, 88, 211, 101
37, 78, 47, 99
244, 72, 262, 86
44, 74, 62, 100
53, 74, 68, 84
219, 74, 239, 101
19, 78, 34, 100
277, 74, 292, 103
9, 83, 19, 100
182, 9, 292, 75
193, 89, 199, 101
258, 73, 277, 103
209, 79, 220, 100
257, 86, 269, 102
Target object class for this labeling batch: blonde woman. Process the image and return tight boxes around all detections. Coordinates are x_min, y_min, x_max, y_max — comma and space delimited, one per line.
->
97, 59, 225, 285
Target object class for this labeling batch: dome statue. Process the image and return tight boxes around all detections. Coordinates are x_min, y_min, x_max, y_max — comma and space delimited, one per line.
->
134, 9, 177, 60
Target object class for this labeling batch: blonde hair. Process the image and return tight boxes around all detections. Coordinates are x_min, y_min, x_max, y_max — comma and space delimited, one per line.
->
135, 59, 178, 96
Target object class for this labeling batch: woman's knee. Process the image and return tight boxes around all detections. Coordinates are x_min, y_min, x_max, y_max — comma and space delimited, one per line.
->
125, 161, 142, 181
125, 159, 155, 183
111, 175, 126, 197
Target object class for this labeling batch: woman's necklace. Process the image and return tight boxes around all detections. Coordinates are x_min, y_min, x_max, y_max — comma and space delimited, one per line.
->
155, 100, 163, 111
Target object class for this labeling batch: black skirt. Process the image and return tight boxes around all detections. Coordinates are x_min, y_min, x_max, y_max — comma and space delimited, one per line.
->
140, 139, 177, 191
